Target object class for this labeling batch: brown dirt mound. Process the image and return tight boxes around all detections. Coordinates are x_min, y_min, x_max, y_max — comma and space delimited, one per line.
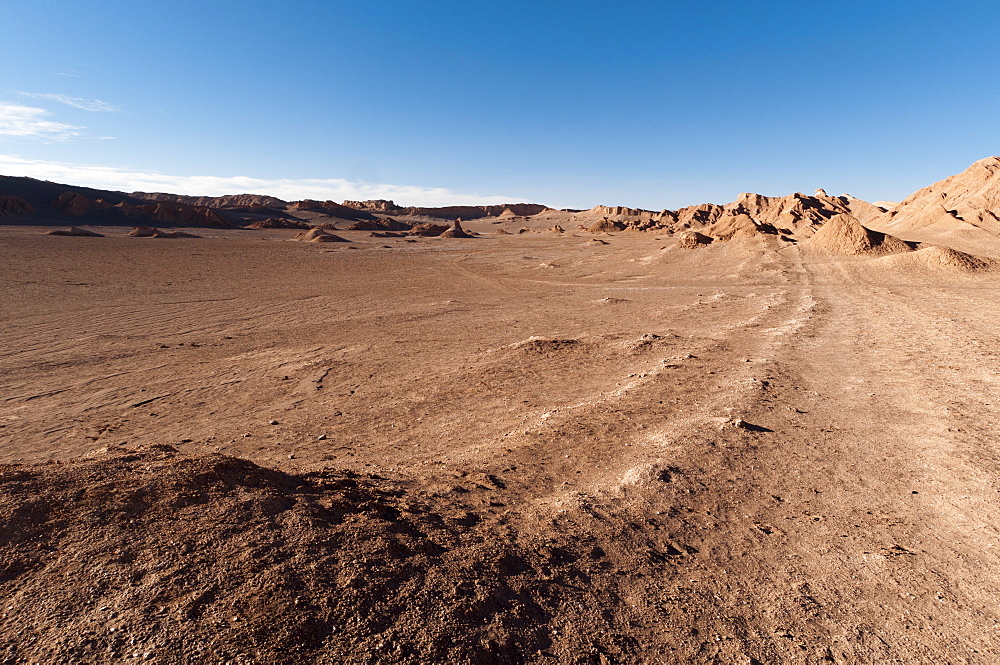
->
293, 229, 349, 243
0, 446, 633, 663
47, 227, 104, 237
675, 231, 713, 248
546, 225, 565, 234
871, 245, 996, 272
493, 228, 511, 235
804, 214, 914, 256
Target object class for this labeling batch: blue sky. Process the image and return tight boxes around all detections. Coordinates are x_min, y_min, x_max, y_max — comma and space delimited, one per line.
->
1, 1, 997, 209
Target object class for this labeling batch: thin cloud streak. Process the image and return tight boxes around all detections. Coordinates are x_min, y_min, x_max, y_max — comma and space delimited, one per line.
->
14, 91, 120, 112
0, 155, 522, 207
0, 103, 81, 140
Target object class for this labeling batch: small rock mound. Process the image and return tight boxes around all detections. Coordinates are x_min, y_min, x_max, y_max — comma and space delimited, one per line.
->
546, 224, 565, 233
294, 228, 350, 243
804, 214, 914, 256
675, 231, 713, 248
493, 228, 511, 235
127, 227, 200, 238
47, 227, 104, 237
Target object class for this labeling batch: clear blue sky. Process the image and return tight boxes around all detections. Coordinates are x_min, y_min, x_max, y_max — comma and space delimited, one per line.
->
1, 0, 998, 209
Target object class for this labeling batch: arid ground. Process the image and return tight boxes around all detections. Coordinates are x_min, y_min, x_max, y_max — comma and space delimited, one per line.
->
2, 212, 1000, 664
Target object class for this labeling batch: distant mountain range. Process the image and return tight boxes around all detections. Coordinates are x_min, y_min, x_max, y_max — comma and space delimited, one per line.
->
2, 158, 998, 242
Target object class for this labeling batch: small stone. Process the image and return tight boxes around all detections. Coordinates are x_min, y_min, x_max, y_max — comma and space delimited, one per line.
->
288, 454, 295, 459
269, 420, 279, 425
318, 434, 327, 440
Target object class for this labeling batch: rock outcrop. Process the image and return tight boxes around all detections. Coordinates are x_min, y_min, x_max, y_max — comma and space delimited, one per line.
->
339, 201, 548, 220
147, 203, 230, 227
52, 192, 231, 227
346, 217, 411, 232
408, 223, 450, 237
587, 218, 625, 233
341, 199, 407, 214
440, 219, 473, 238
675, 231, 713, 248
130, 192, 288, 209
245, 218, 312, 229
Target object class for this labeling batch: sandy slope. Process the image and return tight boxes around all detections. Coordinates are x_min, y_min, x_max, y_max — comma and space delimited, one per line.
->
1, 226, 1000, 663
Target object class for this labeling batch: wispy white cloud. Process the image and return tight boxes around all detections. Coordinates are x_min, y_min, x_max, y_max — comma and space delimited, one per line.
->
14, 91, 119, 112
0, 155, 521, 207
0, 103, 81, 140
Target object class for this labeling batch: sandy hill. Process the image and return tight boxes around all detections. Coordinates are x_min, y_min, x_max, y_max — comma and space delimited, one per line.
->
803, 213, 915, 256
881, 156, 1000, 238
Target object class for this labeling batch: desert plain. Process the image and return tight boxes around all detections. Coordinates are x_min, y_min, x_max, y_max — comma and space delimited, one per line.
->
2, 159, 1000, 663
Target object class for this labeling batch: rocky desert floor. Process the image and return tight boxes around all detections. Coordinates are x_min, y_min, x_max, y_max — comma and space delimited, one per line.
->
2, 224, 1000, 664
